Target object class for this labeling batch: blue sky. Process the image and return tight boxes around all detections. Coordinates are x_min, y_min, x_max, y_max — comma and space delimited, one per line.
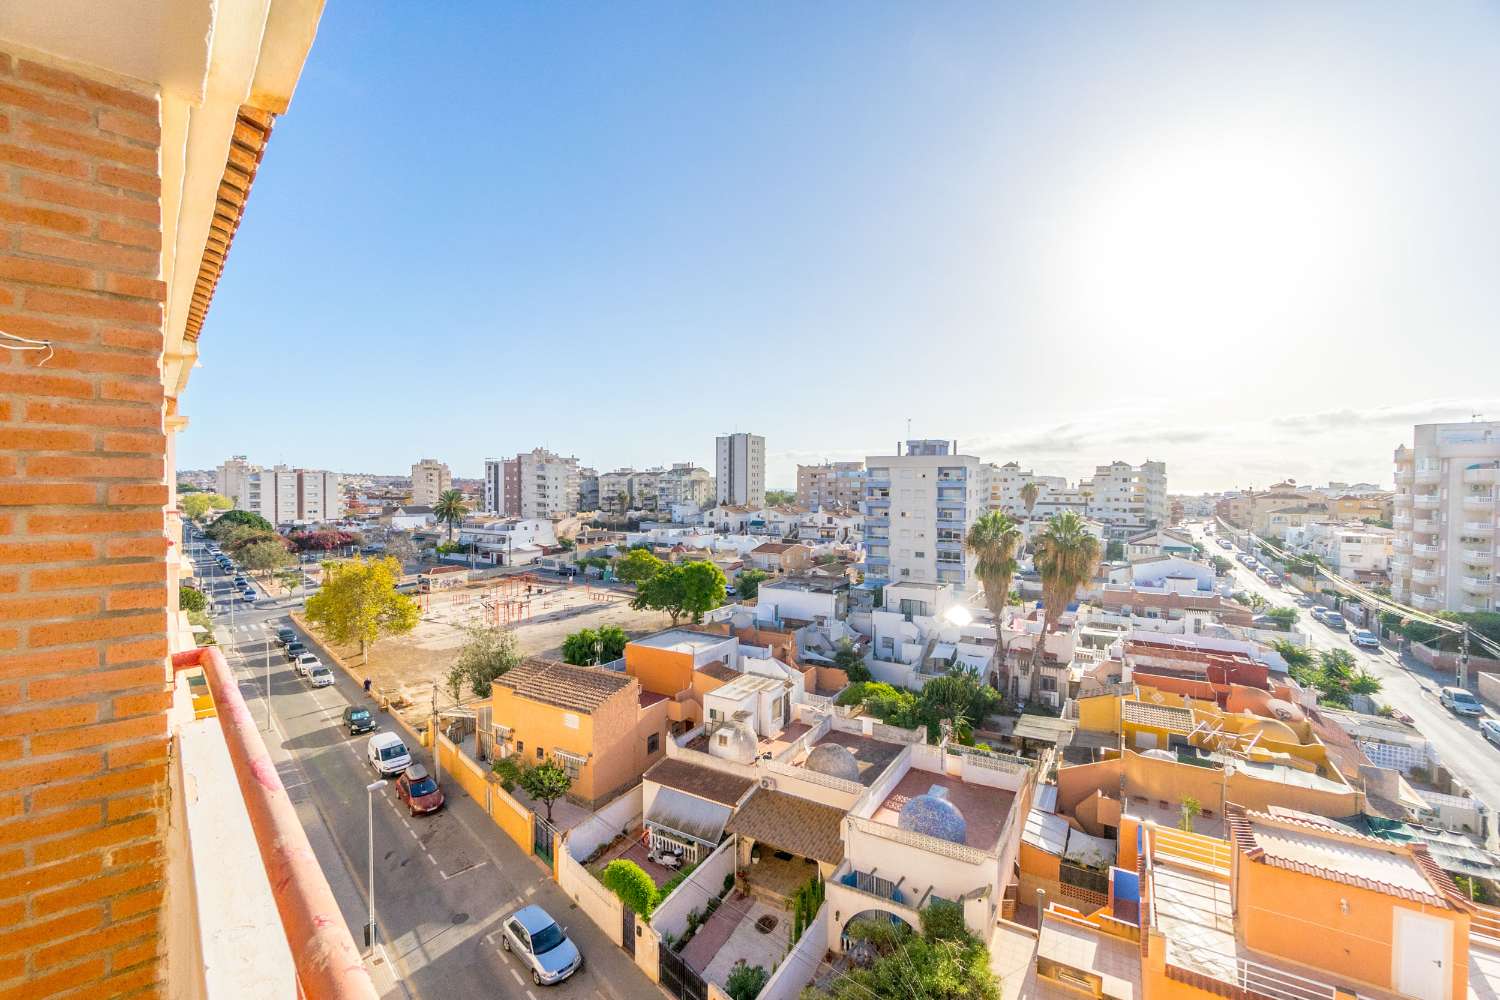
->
180, 3, 1500, 493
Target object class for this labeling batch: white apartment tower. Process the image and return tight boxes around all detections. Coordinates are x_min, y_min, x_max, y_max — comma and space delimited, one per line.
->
214, 457, 341, 526
516, 448, 581, 519
1392, 421, 1500, 614
715, 433, 765, 507
483, 458, 503, 514
862, 439, 989, 589
1085, 460, 1168, 539
986, 462, 1068, 517
409, 458, 452, 507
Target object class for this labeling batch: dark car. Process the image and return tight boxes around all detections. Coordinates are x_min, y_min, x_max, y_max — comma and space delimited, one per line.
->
394, 764, 445, 816
342, 705, 376, 736
276, 627, 296, 646
284, 641, 307, 661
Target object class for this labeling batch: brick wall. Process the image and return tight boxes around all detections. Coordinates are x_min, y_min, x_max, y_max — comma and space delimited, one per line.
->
0, 48, 170, 997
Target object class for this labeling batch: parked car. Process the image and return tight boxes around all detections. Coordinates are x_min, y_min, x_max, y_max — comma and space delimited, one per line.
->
1294, 596, 1315, 608
1352, 629, 1380, 649
1323, 612, 1347, 630
342, 705, 376, 736
1217, 538, 1232, 549
395, 764, 445, 815
284, 641, 307, 661
1441, 687, 1484, 717
1309, 606, 1328, 623
500, 905, 582, 986
294, 653, 321, 677
367, 732, 411, 776
308, 664, 334, 688
276, 627, 296, 646
1480, 718, 1500, 747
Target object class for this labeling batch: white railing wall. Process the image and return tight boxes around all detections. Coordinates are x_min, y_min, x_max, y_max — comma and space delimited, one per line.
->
556, 846, 624, 947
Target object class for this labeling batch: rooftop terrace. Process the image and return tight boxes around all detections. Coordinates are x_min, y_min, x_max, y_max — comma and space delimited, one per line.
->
870, 769, 1015, 852
632, 628, 730, 655
790, 730, 907, 787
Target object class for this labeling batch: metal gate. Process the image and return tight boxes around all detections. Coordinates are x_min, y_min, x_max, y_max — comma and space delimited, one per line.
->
532, 814, 555, 866
622, 907, 635, 957
659, 946, 707, 1000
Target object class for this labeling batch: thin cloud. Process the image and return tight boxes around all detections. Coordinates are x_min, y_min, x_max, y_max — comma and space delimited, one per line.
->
1272, 398, 1500, 431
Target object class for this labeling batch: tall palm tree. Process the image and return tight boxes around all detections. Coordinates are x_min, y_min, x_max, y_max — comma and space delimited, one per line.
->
1020, 481, 1041, 519
434, 489, 469, 542
1030, 511, 1101, 674
966, 510, 1022, 632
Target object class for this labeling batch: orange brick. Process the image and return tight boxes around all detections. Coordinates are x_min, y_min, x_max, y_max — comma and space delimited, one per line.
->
111, 689, 171, 719
0, 80, 92, 124
19, 121, 156, 171
102, 274, 166, 301
0, 459, 13, 478
0, 903, 24, 927
104, 537, 170, 559
19, 176, 157, 223
0, 740, 20, 763
29, 512, 162, 535
108, 886, 162, 922
17, 61, 157, 117
24, 288, 162, 325
0, 578, 15, 596
0, 256, 92, 289
27, 455, 163, 480
106, 484, 168, 506
0, 311, 94, 345
103, 637, 168, 665
34, 859, 160, 917
32, 563, 160, 593
0, 907, 103, 958
0, 703, 96, 738
98, 325, 163, 352
15, 230, 157, 274
0, 141, 89, 179
106, 840, 160, 869
0, 647, 97, 682
110, 935, 159, 971
29, 664, 161, 702
104, 738, 167, 771
24, 400, 157, 431
0, 540, 95, 565
0, 594, 98, 622
0, 853, 104, 900
105, 791, 157, 823
2, 956, 106, 997
100, 433, 168, 456
98, 380, 161, 405
97, 107, 160, 146
29, 612, 164, 649
42, 346, 162, 379
95, 164, 158, 197
0, 197, 89, 235
106, 587, 167, 612
98, 219, 161, 250
85, 958, 160, 997
32, 814, 158, 867
0, 483, 95, 506
32, 715, 162, 756
0, 752, 100, 789
0, 849, 23, 874
0, 373, 94, 403
29, 765, 161, 813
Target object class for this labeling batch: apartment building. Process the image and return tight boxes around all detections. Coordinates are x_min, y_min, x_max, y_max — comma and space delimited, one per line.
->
578, 467, 599, 512
215, 458, 342, 525
598, 468, 635, 514
987, 461, 1067, 516
482, 457, 521, 516
863, 440, 989, 588
715, 432, 766, 507
1085, 460, 1167, 539
657, 463, 714, 510
409, 457, 452, 507
1285, 521, 1395, 578
796, 461, 866, 508
1392, 421, 1500, 613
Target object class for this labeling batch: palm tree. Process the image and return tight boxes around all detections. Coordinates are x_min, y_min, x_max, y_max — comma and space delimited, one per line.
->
966, 511, 1023, 669
1020, 481, 1041, 519
1030, 511, 1102, 673
434, 489, 469, 542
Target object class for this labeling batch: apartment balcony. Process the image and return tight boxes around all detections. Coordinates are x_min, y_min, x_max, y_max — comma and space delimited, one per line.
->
169, 646, 378, 1000
1390, 555, 1409, 571
1462, 575, 1494, 593
1465, 493, 1496, 511
1392, 536, 1412, 552
1463, 548, 1493, 564
1394, 470, 1415, 486
1393, 494, 1413, 508
1465, 521, 1495, 535
1415, 466, 1442, 485
1464, 466, 1500, 485
1413, 516, 1439, 533
1412, 542, 1440, 558
1410, 567, 1441, 586
1392, 514, 1413, 529
1413, 493, 1441, 510
1411, 593, 1442, 611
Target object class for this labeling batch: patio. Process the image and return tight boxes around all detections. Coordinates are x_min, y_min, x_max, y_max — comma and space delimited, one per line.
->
588, 831, 680, 889
745, 848, 820, 902
701, 899, 793, 988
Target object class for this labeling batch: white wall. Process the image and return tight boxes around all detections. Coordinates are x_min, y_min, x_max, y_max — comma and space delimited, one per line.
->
649, 835, 739, 939
759, 902, 830, 1000
565, 784, 643, 861
556, 848, 624, 947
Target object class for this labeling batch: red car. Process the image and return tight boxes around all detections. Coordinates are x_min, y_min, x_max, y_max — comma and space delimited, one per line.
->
394, 764, 445, 816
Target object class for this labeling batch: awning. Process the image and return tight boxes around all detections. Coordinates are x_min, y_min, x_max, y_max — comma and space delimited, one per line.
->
647, 787, 733, 847
552, 748, 587, 766
1013, 715, 1078, 744
1063, 828, 1116, 869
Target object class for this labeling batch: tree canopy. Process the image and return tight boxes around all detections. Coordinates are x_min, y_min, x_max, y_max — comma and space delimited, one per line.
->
833, 639, 870, 683
288, 530, 360, 553
764, 489, 796, 505
180, 492, 231, 521
631, 561, 726, 624
304, 556, 419, 664
178, 584, 207, 613
966, 511, 1022, 637
561, 626, 629, 666
206, 509, 274, 536
434, 489, 469, 541
800, 906, 998, 1000
614, 547, 665, 586
736, 568, 771, 600
240, 538, 294, 575
452, 624, 522, 697
518, 759, 572, 823
600, 859, 658, 916
1032, 512, 1101, 669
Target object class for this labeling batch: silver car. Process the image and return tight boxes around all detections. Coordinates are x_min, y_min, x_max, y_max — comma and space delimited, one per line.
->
501, 905, 582, 986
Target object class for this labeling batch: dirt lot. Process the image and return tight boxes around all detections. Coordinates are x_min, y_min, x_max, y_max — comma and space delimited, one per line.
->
305, 576, 673, 726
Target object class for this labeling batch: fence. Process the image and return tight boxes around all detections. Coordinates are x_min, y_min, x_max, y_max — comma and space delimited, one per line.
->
556, 846, 625, 947
758, 901, 830, 1000
650, 835, 738, 940
434, 732, 534, 856
565, 784, 643, 861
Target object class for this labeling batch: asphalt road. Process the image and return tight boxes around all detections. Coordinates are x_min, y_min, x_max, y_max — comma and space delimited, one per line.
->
1189, 522, 1500, 829
189, 539, 661, 1000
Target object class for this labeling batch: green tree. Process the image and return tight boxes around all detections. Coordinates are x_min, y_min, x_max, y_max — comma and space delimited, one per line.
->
240, 538, 294, 576
726, 964, 769, 1000
276, 567, 303, 594
206, 509, 274, 537
765, 489, 796, 505
1104, 540, 1126, 562
965, 512, 1022, 645
384, 531, 419, 567
180, 492, 231, 521
736, 569, 771, 599
178, 584, 207, 613
519, 759, 572, 823
444, 661, 467, 704
304, 556, 420, 666
1210, 555, 1234, 575
433, 489, 469, 542
454, 624, 522, 697
802, 914, 998, 1000
921, 899, 968, 942
1265, 606, 1299, 629
1271, 639, 1313, 672
600, 859, 658, 916
1031, 512, 1101, 672
918, 669, 1000, 743
1180, 795, 1202, 832
632, 561, 726, 624
1020, 481, 1041, 519
615, 547, 665, 587
562, 628, 601, 665
833, 639, 870, 683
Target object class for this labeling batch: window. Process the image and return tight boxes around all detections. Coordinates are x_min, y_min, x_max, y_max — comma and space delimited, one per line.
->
535, 746, 544, 761
647, 733, 660, 754
515, 740, 524, 754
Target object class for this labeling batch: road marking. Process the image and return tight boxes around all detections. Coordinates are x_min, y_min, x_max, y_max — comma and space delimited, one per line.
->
526, 991, 537, 1000
440, 861, 486, 880
510, 968, 524, 984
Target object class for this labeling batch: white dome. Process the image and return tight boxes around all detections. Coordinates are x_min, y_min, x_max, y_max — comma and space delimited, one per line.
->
709, 721, 758, 764
805, 743, 861, 782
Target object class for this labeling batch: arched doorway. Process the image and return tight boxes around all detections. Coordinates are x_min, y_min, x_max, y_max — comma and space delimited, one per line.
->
840, 909, 917, 966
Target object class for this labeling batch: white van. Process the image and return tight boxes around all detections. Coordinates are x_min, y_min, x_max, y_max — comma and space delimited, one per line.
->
367, 732, 412, 776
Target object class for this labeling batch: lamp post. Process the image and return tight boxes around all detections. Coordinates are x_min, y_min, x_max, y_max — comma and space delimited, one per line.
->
264, 623, 272, 732
365, 779, 387, 952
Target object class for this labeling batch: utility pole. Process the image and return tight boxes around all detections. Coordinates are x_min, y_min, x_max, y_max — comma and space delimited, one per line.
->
1459, 624, 1471, 690
431, 679, 441, 785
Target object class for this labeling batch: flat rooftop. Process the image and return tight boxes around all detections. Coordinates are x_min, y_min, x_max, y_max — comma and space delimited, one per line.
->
793, 730, 906, 787
870, 769, 1014, 851
631, 628, 728, 655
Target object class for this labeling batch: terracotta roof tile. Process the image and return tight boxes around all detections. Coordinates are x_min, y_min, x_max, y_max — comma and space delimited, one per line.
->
725, 789, 846, 865
494, 658, 634, 714
644, 758, 756, 806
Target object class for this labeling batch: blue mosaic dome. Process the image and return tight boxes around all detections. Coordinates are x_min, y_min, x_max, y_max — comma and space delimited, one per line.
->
897, 786, 967, 844
805, 743, 861, 782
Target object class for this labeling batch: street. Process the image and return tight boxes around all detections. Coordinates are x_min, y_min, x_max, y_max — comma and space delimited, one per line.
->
189, 540, 661, 1000
1188, 522, 1500, 828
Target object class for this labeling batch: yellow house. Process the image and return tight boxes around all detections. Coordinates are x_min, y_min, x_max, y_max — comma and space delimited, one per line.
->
491, 659, 669, 808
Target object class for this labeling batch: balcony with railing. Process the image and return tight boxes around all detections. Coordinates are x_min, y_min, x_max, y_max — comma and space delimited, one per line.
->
1464, 465, 1500, 485
1413, 518, 1438, 534
1411, 593, 1442, 611
1463, 575, 1494, 592
1411, 567, 1441, 586
1393, 536, 1411, 552
1413, 492, 1441, 510
1465, 492, 1496, 511
1465, 521, 1496, 534
1415, 465, 1442, 485
1463, 548, 1493, 564
169, 646, 378, 1000
1395, 470, 1415, 486
1412, 542, 1440, 557
1393, 493, 1413, 508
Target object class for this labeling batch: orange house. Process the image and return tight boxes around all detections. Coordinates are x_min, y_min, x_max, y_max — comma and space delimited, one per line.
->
623, 628, 740, 730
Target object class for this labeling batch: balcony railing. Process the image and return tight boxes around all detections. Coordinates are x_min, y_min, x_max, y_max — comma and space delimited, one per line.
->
1463, 548, 1493, 564
1411, 568, 1440, 585
1465, 521, 1495, 534
1413, 518, 1438, 534
1465, 493, 1496, 509
1464, 466, 1500, 485
171, 647, 380, 1000
1413, 493, 1441, 509
1412, 542, 1440, 557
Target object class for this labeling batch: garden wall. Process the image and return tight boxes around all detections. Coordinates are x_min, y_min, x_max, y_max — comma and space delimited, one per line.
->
566, 784, 643, 861
556, 847, 624, 947
650, 835, 738, 941
759, 901, 830, 1000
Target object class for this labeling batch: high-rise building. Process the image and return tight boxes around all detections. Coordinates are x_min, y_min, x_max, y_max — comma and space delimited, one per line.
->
629, 468, 664, 512
1392, 421, 1500, 613
716, 432, 765, 507
985, 462, 1068, 517
862, 439, 989, 588
1084, 460, 1168, 539
657, 463, 715, 510
410, 458, 452, 507
598, 468, 635, 514
578, 467, 600, 511
796, 461, 866, 508
483, 457, 522, 515
215, 458, 342, 525
515, 448, 581, 519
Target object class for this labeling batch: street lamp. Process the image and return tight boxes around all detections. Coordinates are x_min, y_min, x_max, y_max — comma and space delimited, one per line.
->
264, 622, 272, 732
365, 779, 387, 952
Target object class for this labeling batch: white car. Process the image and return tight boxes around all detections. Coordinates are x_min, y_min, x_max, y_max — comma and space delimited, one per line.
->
1441, 686, 1484, 717
367, 732, 411, 776
1480, 718, 1500, 748
308, 664, 334, 688
294, 653, 321, 677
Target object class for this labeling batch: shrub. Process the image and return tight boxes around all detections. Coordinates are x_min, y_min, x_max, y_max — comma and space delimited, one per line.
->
601, 859, 659, 916
921, 898, 967, 942
725, 963, 769, 1000
491, 756, 523, 792
179, 584, 207, 613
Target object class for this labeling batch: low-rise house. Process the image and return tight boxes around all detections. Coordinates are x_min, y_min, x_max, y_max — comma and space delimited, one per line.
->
459, 517, 558, 566
641, 757, 756, 864
382, 504, 436, 530
753, 576, 849, 627
748, 541, 811, 573
490, 659, 670, 808
418, 565, 469, 592
1124, 527, 1199, 560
